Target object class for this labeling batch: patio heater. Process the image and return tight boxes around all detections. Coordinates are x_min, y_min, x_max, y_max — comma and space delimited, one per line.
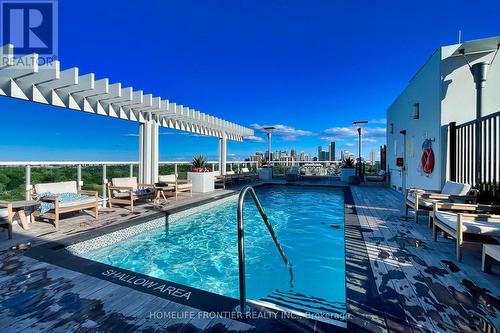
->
400, 130, 407, 193
263, 126, 275, 163
353, 120, 368, 178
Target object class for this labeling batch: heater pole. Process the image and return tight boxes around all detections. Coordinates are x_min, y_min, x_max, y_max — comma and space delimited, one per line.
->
471, 62, 489, 188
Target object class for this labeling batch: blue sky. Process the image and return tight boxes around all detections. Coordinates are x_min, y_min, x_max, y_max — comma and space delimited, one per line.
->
1, 0, 499, 161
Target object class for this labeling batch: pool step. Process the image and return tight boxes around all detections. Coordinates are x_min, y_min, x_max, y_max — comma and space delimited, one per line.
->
260, 289, 345, 317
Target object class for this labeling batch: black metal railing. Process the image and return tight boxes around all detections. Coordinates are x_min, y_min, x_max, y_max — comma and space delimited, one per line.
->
450, 111, 500, 202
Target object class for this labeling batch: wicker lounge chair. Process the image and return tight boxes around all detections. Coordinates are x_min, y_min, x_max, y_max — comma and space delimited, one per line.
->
107, 177, 154, 210
431, 202, 500, 261
31, 181, 99, 229
157, 174, 192, 200
0, 202, 13, 239
405, 180, 476, 224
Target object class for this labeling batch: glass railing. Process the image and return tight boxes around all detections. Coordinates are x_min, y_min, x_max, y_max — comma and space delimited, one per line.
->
0, 161, 259, 201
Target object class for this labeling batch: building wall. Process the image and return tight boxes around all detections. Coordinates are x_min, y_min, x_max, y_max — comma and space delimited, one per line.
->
386, 50, 443, 191
440, 45, 498, 126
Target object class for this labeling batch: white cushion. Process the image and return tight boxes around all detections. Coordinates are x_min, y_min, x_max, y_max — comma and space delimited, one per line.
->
435, 211, 500, 237
0, 208, 9, 218
177, 183, 192, 190
158, 174, 176, 182
241, 168, 250, 173
441, 181, 471, 196
112, 177, 138, 191
35, 181, 77, 194
406, 193, 434, 207
59, 196, 97, 208
226, 171, 235, 175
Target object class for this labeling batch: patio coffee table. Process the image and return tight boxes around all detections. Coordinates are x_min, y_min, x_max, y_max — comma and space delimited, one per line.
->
154, 184, 175, 206
10, 200, 40, 230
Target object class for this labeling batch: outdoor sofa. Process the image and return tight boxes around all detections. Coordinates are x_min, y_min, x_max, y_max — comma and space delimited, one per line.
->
31, 181, 99, 229
0, 202, 13, 239
157, 174, 192, 200
107, 177, 154, 211
405, 180, 476, 224
430, 202, 500, 261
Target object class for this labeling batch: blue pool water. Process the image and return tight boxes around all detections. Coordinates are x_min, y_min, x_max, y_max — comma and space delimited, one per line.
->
80, 185, 346, 318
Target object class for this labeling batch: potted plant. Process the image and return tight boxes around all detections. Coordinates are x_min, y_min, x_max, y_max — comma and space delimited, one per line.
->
340, 156, 357, 182
187, 155, 215, 193
257, 161, 273, 180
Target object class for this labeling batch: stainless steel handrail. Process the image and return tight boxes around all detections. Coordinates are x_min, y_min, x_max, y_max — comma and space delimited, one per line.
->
236, 185, 292, 313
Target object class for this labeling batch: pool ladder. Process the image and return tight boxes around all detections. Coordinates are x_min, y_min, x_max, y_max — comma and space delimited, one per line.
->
236, 186, 292, 313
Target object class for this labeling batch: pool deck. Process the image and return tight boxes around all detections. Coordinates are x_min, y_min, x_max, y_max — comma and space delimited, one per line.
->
0, 183, 498, 332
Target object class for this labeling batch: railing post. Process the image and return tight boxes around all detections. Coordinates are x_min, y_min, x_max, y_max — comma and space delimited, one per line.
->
25, 165, 31, 201
102, 164, 107, 207
212, 163, 215, 172
174, 163, 178, 177
77, 164, 82, 190
449, 122, 457, 181
129, 164, 134, 177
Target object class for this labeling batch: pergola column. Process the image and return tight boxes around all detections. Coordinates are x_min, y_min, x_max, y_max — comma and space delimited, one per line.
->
139, 118, 159, 184
219, 132, 227, 175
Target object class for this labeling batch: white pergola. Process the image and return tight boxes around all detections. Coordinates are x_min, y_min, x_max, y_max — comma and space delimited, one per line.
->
0, 44, 253, 183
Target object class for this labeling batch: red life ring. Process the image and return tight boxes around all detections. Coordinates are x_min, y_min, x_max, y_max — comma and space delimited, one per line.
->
421, 148, 434, 174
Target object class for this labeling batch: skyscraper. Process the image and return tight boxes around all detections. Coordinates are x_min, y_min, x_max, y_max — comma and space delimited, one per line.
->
329, 142, 336, 161
370, 151, 376, 165
317, 146, 323, 161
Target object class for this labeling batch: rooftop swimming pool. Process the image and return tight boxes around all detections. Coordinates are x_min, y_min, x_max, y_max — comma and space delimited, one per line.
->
69, 185, 346, 323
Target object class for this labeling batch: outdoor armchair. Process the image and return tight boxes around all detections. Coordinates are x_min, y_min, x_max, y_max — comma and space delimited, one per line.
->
157, 174, 192, 200
430, 202, 500, 262
108, 177, 154, 210
405, 180, 476, 224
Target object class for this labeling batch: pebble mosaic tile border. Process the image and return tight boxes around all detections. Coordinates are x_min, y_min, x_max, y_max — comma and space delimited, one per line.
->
68, 195, 237, 255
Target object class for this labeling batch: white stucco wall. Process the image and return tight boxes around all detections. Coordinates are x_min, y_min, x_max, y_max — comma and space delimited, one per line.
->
387, 50, 443, 191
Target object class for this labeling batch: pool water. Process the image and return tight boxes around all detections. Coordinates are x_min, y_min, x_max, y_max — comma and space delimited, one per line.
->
80, 185, 346, 318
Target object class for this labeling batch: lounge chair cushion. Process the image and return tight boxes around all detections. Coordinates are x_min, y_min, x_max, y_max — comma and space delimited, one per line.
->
435, 211, 500, 236
441, 181, 471, 196
406, 192, 434, 207
241, 168, 250, 173
158, 174, 176, 183
112, 177, 138, 191
58, 196, 97, 208
113, 188, 154, 198
177, 183, 192, 190
35, 181, 78, 195
226, 171, 235, 175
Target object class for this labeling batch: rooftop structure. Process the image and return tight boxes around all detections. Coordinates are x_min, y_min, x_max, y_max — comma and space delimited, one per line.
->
0, 44, 253, 183
387, 36, 500, 192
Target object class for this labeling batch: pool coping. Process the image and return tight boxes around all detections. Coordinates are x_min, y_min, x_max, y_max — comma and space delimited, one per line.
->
25, 183, 387, 333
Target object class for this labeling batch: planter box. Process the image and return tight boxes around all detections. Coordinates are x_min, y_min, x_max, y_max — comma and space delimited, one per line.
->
340, 168, 356, 182
187, 172, 214, 193
258, 168, 273, 180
